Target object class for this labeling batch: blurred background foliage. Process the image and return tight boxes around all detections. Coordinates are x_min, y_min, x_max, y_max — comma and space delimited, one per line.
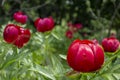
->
0, 0, 120, 40
0, 0, 120, 80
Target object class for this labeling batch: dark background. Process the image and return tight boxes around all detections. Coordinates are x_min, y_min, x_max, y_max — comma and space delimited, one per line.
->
0, 0, 120, 40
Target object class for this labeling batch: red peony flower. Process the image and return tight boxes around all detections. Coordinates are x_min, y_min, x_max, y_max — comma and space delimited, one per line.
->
13, 11, 28, 24
102, 37, 119, 52
19, 28, 31, 43
66, 30, 73, 39
13, 28, 31, 48
73, 23, 82, 29
67, 22, 82, 33
67, 39, 104, 72
3, 24, 31, 48
34, 17, 54, 32
3, 24, 19, 43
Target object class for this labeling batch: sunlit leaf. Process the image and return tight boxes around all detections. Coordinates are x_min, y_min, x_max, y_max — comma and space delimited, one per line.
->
29, 64, 56, 80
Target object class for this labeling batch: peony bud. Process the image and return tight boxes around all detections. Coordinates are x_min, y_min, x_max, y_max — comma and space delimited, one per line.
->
13, 11, 28, 24
34, 17, 54, 32
3, 24, 19, 43
67, 39, 104, 72
102, 37, 119, 52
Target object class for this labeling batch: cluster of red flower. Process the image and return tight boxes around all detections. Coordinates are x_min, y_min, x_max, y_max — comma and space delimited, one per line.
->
66, 22, 82, 39
3, 11, 120, 73
67, 37, 120, 72
3, 11, 55, 48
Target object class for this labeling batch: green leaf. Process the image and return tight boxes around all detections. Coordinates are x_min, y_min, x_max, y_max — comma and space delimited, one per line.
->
102, 73, 120, 80
112, 73, 120, 80
29, 64, 56, 80
51, 32, 62, 40
102, 74, 116, 80
59, 54, 66, 60
111, 64, 120, 72
50, 54, 65, 75
0, 49, 29, 69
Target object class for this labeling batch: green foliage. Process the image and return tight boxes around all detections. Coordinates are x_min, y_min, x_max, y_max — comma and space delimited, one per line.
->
0, 20, 120, 80
0, 0, 120, 80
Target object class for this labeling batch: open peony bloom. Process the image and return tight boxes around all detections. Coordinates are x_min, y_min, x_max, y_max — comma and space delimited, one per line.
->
67, 39, 104, 72
102, 37, 119, 52
13, 11, 28, 24
34, 17, 54, 32
3, 24, 31, 48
